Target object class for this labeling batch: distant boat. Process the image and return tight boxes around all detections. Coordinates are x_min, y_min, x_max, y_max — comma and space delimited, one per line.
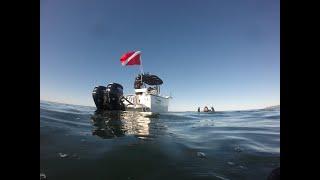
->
198, 110, 215, 113
198, 106, 215, 113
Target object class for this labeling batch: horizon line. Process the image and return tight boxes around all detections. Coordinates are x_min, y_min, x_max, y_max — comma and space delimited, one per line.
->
40, 99, 279, 112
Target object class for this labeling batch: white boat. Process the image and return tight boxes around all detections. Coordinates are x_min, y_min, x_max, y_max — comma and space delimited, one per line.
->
92, 51, 171, 113
124, 87, 170, 113
123, 73, 171, 113
92, 73, 171, 113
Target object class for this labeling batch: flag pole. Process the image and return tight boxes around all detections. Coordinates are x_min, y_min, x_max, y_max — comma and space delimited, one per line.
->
139, 52, 144, 75
139, 52, 144, 87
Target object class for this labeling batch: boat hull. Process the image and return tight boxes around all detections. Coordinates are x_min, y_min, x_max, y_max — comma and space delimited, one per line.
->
124, 94, 170, 113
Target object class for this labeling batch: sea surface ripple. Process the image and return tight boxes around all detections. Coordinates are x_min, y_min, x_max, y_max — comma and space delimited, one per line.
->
40, 100, 280, 180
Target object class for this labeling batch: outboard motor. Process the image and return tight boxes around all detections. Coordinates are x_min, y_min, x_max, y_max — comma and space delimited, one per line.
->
92, 83, 125, 111
92, 86, 107, 110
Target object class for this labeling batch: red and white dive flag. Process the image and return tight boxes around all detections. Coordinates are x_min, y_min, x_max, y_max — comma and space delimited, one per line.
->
120, 51, 141, 66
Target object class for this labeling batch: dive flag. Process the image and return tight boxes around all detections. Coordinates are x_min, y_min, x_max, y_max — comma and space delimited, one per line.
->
120, 51, 141, 66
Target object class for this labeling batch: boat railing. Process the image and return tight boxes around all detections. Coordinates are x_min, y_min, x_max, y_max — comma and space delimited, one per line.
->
124, 94, 136, 105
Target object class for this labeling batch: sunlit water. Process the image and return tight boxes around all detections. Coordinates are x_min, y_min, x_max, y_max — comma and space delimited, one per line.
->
40, 100, 280, 180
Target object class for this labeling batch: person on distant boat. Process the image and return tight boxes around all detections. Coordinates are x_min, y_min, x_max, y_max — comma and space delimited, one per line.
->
197, 107, 200, 112
203, 106, 209, 112
211, 107, 215, 112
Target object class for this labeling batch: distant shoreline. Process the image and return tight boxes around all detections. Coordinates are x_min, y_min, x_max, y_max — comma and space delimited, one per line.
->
263, 105, 280, 109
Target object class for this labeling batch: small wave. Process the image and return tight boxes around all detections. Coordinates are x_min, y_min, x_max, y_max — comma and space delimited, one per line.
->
41, 101, 95, 115
40, 115, 91, 127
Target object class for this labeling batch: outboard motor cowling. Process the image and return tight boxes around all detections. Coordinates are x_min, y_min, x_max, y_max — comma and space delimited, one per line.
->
106, 83, 124, 110
92, 86, 107, 111
92, 83, 125, 111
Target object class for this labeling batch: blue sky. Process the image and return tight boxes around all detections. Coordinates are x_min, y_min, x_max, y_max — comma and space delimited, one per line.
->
40, 0, 279, 111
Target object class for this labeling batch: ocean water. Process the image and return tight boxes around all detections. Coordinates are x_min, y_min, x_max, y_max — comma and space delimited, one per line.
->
40, 101, 280, 180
